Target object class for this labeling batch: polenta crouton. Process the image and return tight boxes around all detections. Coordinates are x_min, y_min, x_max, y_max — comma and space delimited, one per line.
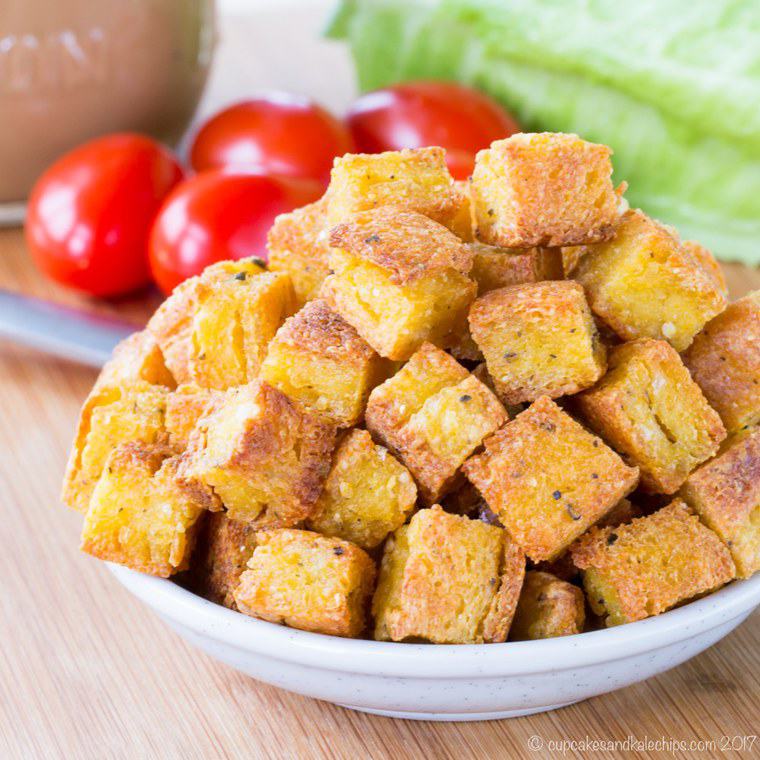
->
260, 299, 391, 426
571, 500, 735, 626
96, 330, 175, 390
267, 197, 332, 308
366, 344, 507, 503
682, 291, 760, 434
681, 427, 760, 579
165, 383, 223, 451
573, 210, 726, 351
62, 381, 169, 513
179, 381, 336, 527
81, 442, 204, 577
148, 258, 296, 388
510, 571, 586, 640
463, 396, 638, 562
470, 133, 620, 247
469, 243, 563, 295
469, 281, 606, 405
321, 208, 476, 360
325, 147, 470, 238
307, 429, 417, 550
190, 512, 259, 608
576, 339, 726, 493
450, 245, 564, 362
682, 240, 728, 297
233, 529, 376, 638
372, 506, 525, 643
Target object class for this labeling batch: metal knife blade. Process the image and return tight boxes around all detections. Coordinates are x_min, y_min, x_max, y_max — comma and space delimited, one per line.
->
0, 289, 137, 368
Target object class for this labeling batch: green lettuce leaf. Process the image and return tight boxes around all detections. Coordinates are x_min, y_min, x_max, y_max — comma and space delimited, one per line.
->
328, 0, 760, 264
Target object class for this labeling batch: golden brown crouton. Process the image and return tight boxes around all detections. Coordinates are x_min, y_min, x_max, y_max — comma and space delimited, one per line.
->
469, 243, 564, 295
573, 210, 726, 351
321, 208, 476, 360
267, 197, 332, 308
325, 147, 469, 238
190, 512, 259, 608
682, 291, 760, 434
571, 500, 735, 626
306, 429, 417, 550
449, 244, 564, 362
96, 330, 176, 390
576, 339, 726, 493
165, 384, 223, 451
510, 571, 586, 640
682, 241, 728, 297
470, 133, 620, 247
259, 299, 392, 426
80, 442, 205, 577
463, 396, 639, 562
233, 529, 376, 638
680, 427, 760, 579
179, 381, 337, 528
147, 258, 296, 388
61, 381, 169, 513
366, 344, 507, 503
469, 281, 606, 405
372, 506, 525, 644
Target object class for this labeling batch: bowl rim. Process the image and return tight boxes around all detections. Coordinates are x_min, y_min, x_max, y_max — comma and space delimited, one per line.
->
109, 563, 760, 679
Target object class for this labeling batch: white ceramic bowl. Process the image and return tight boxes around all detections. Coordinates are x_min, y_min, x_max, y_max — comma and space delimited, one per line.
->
109, 564, 760, 721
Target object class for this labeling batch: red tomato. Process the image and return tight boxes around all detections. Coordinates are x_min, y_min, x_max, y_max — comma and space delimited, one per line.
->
25, 134, 184, 297
190, 94, 354, 184
346, 81, 520, 176
149, 170, 322, 295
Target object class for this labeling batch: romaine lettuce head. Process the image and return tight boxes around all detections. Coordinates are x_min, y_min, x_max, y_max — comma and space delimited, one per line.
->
329, 0, 760, 264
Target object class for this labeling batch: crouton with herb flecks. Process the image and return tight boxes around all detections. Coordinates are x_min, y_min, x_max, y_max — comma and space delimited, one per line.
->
325, 147, 470, 239
470, 243, 564, 295
234, 529, 376, 638
573, 210, 726, 351
148, 258, 296, 389
179, 381, 337, 527
307, 429, 417, 550
62, 381, 169, 513
260, 299, 392, 426
469, 281, 606, 406
366, 344, 507, 504
576, 339, 726, 493
321, 209, 476, 361
463, 396, 639, 562
471, 133, 621, 248
571, 500, 735, 626
81, 442, 205, 577
95, 330, 176, 390
372, 506, 525, 643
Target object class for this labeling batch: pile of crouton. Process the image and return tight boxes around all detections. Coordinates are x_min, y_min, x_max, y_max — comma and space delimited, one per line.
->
63, 133, 759, 643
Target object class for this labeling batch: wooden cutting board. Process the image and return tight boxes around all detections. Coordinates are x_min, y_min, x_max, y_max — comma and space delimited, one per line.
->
1, 7, 758, 759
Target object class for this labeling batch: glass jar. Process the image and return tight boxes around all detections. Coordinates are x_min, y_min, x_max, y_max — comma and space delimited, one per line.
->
0, 0, 215, 206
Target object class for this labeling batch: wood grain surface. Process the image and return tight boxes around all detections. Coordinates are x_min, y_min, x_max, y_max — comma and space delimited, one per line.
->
1, 7, 759, 759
